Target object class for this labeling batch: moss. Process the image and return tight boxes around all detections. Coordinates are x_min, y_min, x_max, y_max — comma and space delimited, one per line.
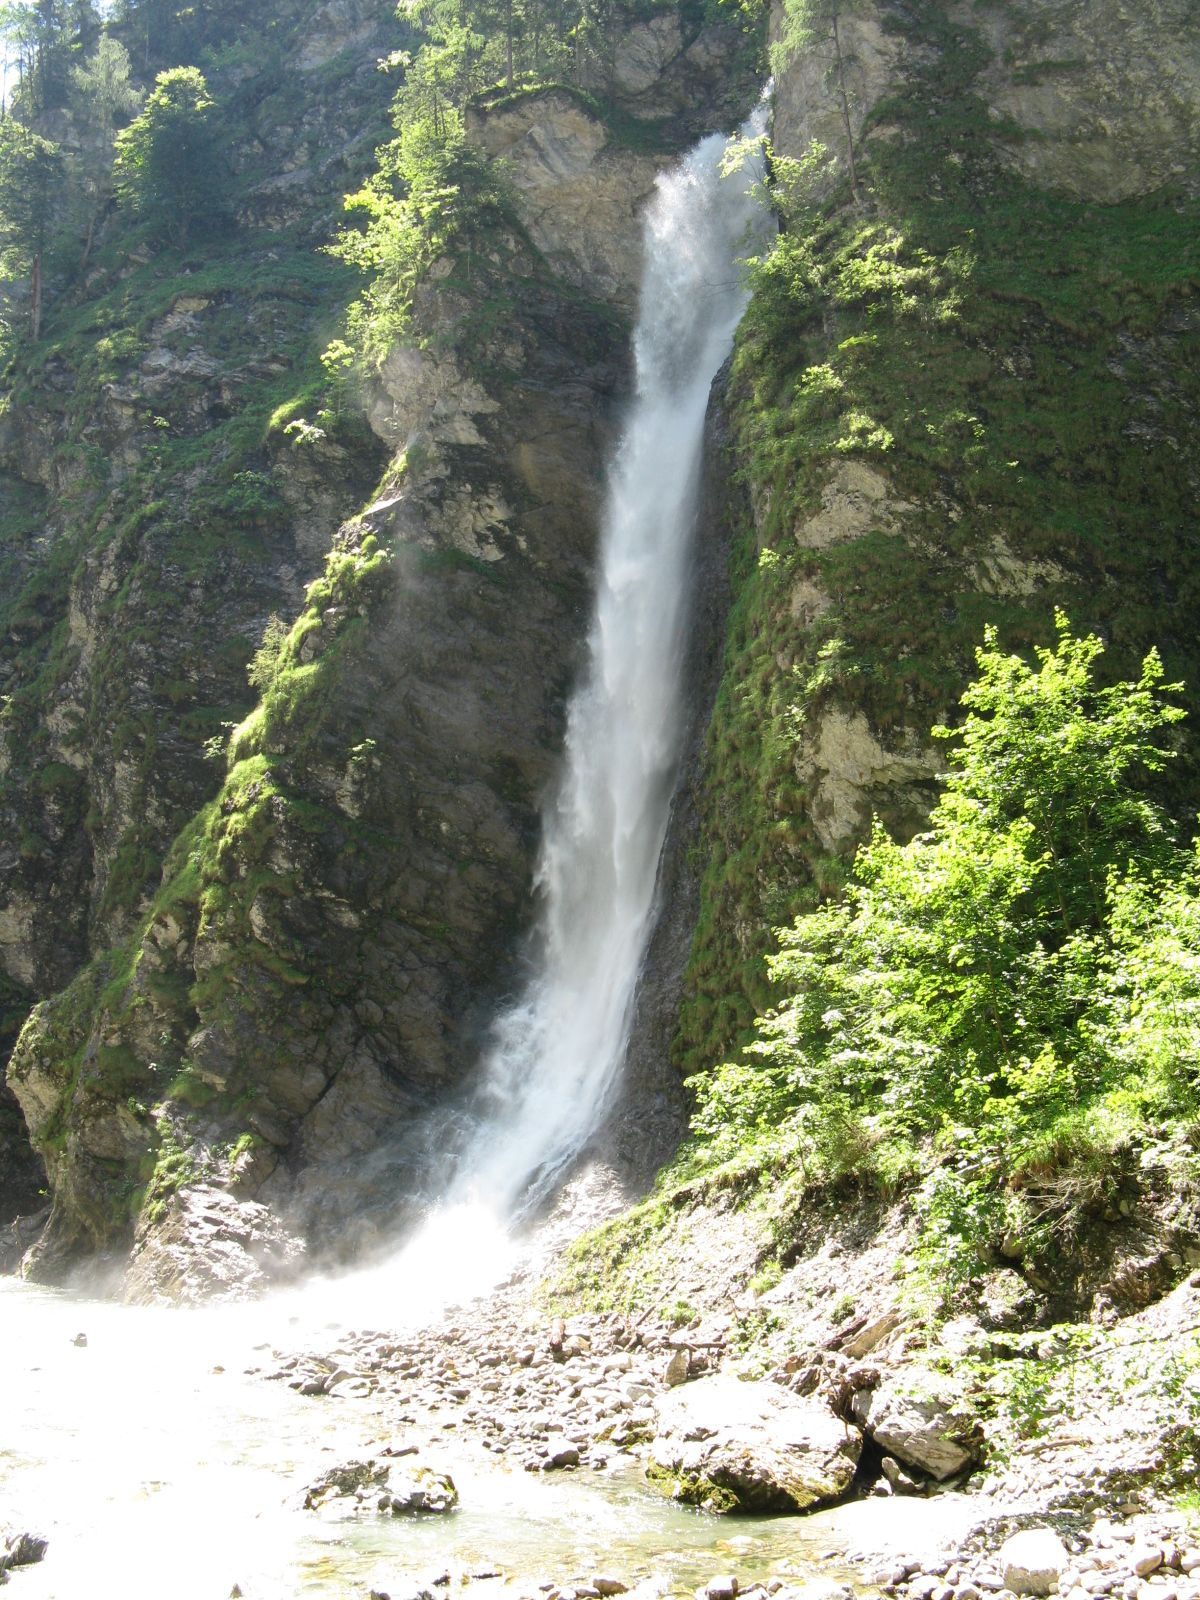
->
674, 0, 1200, 1082
645, 1461, 739, 1514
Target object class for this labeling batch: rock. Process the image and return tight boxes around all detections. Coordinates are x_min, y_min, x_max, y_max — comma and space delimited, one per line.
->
1134, 1552, 1165, 1580
4, 1532, 48, 1567
122, 1184, 306, 1306
706, 1579, 738, 1600
999, 1530, 1071, 1597
592, 1578, 628, 1596
384, 1467, 458, 1514
648, 1375, 862, 1513
843, 1311, 903, 1359
304, 1459, 390, 1509
665, 1349, 690, 1386
851, 1368, 983, 1480
880, 1455, 925, 1495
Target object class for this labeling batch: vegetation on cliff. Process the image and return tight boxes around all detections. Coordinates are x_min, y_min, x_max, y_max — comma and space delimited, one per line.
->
676, 0, 1200, 1083
0, 0, 1197, 1367
685, 621, 1200, 1291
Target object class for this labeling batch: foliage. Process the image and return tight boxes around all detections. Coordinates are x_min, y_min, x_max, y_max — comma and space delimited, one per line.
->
770, 0, 869, 201
677, 0, 1200, 1079
327, 114, 514, 372
70, 33, 141, 133
686, 619, 1200, 1294
0, 0, 101, 114
0, 118, 63, 338
113, 66, 227, 243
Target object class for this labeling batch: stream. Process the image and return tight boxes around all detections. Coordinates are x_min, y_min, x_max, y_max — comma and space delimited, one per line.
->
0, 1277, 963, 1600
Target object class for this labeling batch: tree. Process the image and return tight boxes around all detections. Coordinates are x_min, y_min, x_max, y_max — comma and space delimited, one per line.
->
0, 118, 64, 337
772, 0, 867, 206
112, 66, 226, 244
692, 618, 1191, 1168
0, 0, 99, 114
69, 34, 142, 262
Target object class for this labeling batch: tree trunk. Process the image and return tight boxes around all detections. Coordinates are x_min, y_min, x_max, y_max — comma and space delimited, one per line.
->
830, 9, 862, 207
31, 250, 42, 340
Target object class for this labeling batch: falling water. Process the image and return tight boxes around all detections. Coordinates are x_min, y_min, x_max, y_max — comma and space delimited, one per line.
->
438, 110, 771, 1231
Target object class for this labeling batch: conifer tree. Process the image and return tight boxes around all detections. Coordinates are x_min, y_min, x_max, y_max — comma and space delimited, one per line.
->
0, 118, 63, 337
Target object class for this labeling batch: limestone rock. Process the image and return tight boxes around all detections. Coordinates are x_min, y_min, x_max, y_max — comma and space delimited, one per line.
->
382, 1466, 458, 1514
121, 1185, 306, 1306
3, 1531, 48, 1569
648, 1374, 861, 1512
465, 90, 662, 305
851, 1368, 983, 1480
770, 0, 1200, 204
303, 1459, 457, 1515
999, 1530, 1071, 1597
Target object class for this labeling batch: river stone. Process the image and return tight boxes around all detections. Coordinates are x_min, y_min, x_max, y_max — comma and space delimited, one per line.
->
383, 1466, 458, 1514
850, 1367, 983, 1479
999, 1530, 1070, 1596
648, 1375, 861, 1513
3, 1532, 48, 1568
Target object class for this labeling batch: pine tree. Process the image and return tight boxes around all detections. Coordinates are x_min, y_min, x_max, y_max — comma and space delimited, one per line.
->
0, 119, 63, 337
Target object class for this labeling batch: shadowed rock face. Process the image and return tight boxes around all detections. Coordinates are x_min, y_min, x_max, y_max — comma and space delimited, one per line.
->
4, 22, 762, 1293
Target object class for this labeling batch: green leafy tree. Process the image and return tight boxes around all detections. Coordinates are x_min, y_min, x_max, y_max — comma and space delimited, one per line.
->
69, 34, 143, 261
692, 616, 1191, 1171
328, 107, 511, 373
113, 66, 226, 244
772, 0, 868, 205
0, 118, 64, 337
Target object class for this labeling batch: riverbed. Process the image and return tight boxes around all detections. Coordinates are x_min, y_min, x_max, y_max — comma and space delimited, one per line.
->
0, 1276, 988, 1600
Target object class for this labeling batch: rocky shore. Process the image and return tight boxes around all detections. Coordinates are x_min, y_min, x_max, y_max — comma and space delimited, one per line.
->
226, 1232, 1200, 1600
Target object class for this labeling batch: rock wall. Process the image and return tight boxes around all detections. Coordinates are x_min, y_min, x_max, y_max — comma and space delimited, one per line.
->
2, 12, 761, 1295
773, 0, 1200, 202
673, 0, 1200, 1076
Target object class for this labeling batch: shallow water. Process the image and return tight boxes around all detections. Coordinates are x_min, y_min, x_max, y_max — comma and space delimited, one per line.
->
0, 1278, 946, 1600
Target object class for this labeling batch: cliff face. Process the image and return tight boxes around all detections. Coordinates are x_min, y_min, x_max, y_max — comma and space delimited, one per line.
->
673, 0, 1200, 1078
0, 0, 400, 1240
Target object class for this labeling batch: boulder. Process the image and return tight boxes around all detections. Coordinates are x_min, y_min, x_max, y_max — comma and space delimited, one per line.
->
647, 1375, 861, 1513
2, 1532, 48, 1569
850, 1367, 983, 1480
382, 1466, 458, 1515
303, 1459, 457, 1515
998, 1530, 1070, 1597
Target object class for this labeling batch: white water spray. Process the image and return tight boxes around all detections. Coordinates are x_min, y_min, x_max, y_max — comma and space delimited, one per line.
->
441, 114, 771, 1227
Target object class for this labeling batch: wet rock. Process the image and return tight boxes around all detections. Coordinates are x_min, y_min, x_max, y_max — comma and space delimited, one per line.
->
3, 1531, 48, 1568
122, 1184, 306, 1306
705, 1578, 739, 1600
383, 1467, 458, 1514
303, 1458, 456, 1515
648, 1374, 861, 1513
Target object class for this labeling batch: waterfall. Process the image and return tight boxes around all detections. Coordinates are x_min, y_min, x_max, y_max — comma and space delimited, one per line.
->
316, 111, 772, 1316
440, 112, 771, 1228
